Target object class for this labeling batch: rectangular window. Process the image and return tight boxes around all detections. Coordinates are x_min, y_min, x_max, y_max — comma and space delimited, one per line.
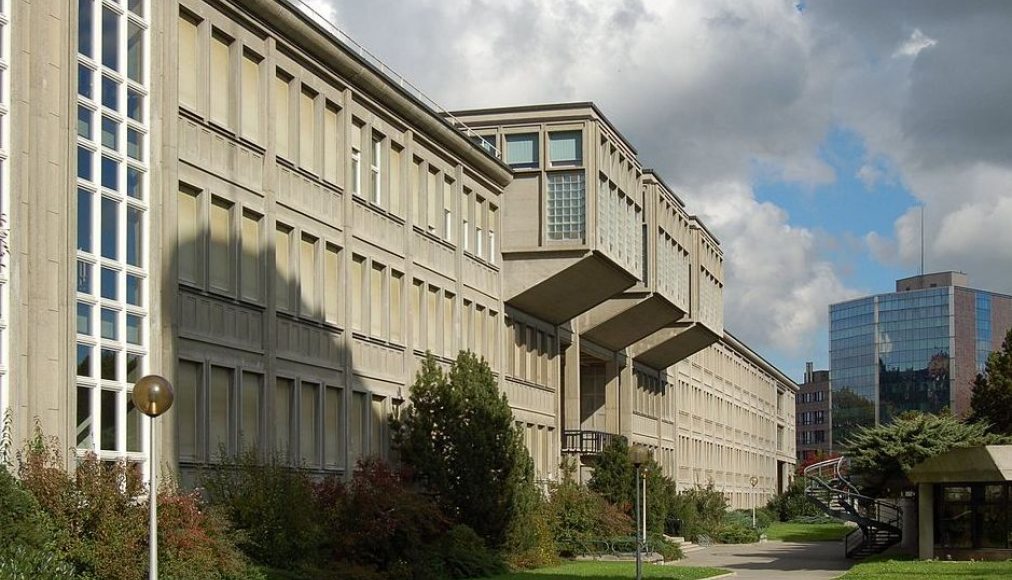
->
241, 51, 262, 143
324, 244, 341, 325
209, 366, 233, 458
547, 171, 586, 241
240, 210, 262, 302
177, 360, 201, 460
79, 0, 94, 58
209, 197, 233, 292
427, 169, 438, 233
299, 234, 318, 318
443, 292, 454, 357
370, 133, 382, 205
427, 285, 438, 349
389, 144, 402, 216
390, 271, 403, 343
300, 382, 319, 465
275, 224, 293, 311
475, 196, 485, 258
351, 121, 363, 196
126, 20, 143, 83
274, 73, 291, 159
324, 386, 343, 467
351, 255, 365, 331
210, 32, 232, 128
100, 389, 118, 451
505, 133, 538, 169
462, 189, 471, 252
410, 158, 422, 226
323, 104, 339, 183
275, 378, 293, 460
489, 311, 499, 367
240, 372, 262, 452
370, 263, 384, 337
350, 391, 366, 462
412, 280, 424, 350
370, 396, 385, 457
299, 87, 316, 173
101, 6, 118, 71
177, 188, 202, 284
126, 207, 142, 267
488, 204, 498, 264
101, 196, 118, 259
443, 177, 453, 242
549, 131, 582, 166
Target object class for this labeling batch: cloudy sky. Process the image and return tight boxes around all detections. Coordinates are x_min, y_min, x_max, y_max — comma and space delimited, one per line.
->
303, 0, 1012, 381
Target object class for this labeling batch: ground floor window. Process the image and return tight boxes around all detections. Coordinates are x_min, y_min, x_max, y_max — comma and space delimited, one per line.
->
935, 483, 1011, 549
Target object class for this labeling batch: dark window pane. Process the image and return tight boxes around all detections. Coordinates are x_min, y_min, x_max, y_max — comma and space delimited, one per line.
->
126, 314, 141, 345
101, 6, 118, 71
101, 389, 117, 450
77, 106, 93, 140
77, 188, 92, 252
126, 207, 142, 266
127, 128, 142, 161
77, 260, 93, 294
101, 308, 117, 340
77, 343, 93, 377
102, 75, 118, 110
78, 64, 94, 99
126, 166, 143, 199
101, 156, 118, 190
101, 267, 117, 300
126, 399, 141, 452
101, 196, 118, 259
127, 88, 142, 121
78, 0, 93, 57
101, 348, 117, 381
77, 386, 93, 447
101, 116, 118, 150
126, 274, 142, 306
126, 353, 141, 383
78, 146, 93, 182
127, 21, 143, 83
77, 302, 92, 335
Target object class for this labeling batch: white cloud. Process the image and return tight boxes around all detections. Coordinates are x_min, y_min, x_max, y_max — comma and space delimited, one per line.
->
892, 28, 937, 58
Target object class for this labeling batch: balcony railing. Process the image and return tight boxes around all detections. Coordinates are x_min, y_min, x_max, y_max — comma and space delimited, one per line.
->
562, 430, 616, 455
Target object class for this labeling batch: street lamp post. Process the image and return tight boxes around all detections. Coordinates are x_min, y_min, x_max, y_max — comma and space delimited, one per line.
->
750, 475, 759, 529
630, 444, 652, 580
133, 375, 175, 580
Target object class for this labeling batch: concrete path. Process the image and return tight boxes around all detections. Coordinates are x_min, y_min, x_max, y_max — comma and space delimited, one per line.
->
664, 540, 854, 579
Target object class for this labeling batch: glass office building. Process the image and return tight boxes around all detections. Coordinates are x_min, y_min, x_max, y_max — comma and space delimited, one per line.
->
830, 272, 1012, 445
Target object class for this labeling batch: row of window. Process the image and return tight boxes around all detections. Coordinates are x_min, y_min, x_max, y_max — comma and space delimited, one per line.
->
474, 130, 582, 170
408, 280, 499, 363
798, 429, 827, 445
176, 359, 391, 469
506, 318, 556, 387
798, 411, 826, 426
798, 390, 826, 404
634, 370, 666, 418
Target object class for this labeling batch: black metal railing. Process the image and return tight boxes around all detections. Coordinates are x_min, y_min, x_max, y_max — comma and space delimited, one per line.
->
562, 430, 615, 455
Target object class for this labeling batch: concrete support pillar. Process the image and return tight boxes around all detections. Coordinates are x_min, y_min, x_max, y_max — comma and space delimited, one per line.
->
617, 357, 634, 439
562, 337, 581, 431
918, 483, 934, 560
604, 357, 621, 436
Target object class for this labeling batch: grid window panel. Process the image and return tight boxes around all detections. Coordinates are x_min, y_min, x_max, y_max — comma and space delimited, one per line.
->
546, 171, 586, 241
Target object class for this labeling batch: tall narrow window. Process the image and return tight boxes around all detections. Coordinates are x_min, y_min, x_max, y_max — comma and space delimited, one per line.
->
210, 32, 232, 128
351, 121, 363, 196
488, 204, 498, 264
412, 280, 423, 350
324, 244, 341, 325
300, 234, 318, 318
299, 87, 316, 173
370, 263, 384, 337
126, 20, 143, 83
426, 286, 438, 349
389, 144, 402, 215
427, 168, 438, 233
370, 133, 382, 205
275, 378, 293, 460
101, 6, 118, 71
241, 51, 262, 143
209, 197, 233, 292
350, 392, 366, 462
240, 210, 262, 302
274, 72, 291, 159
475, 196, 485, 258
351, 255, 365, 330
209, 366, 233, 458
443, 292, 454, 357
177, 187, 202, 285
442, 177, 453, 242
300, 382, 319, 465
463, 301, 474, 349
79, 0, 94, 58
324, 386, 343, 467
410, 158, 422, 226
240, 372, 261, 452
275, 224, 293, 311
177, 360, 201, 460
177, 14, 198, 109
390, 271, 403, 343
323, 104, 339, 183
370, 396, 385, 457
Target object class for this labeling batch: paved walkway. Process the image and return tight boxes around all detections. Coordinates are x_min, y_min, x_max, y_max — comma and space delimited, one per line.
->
665, 541, 854, 579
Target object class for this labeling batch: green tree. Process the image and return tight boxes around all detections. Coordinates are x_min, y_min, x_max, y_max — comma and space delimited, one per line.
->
392, 351, 534, 548
844, 411, 1010, 495
970, 328, 1012, 435
588, 436, 667, 533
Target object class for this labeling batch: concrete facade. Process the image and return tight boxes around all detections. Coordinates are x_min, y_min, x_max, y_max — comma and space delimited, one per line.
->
2, 0, 795, 502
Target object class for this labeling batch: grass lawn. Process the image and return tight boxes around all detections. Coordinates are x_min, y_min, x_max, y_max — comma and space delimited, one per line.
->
841, 556, 1012, 578
764, 521, 852, 542
485, 561, 728, 579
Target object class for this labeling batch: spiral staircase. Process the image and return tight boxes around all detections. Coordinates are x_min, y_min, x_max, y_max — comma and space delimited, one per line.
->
803, 456, 903, 559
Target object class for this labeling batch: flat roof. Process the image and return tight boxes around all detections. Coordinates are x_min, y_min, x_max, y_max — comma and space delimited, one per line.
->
909, 445, 1012, 483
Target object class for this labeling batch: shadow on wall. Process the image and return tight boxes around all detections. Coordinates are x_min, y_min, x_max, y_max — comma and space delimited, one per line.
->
168, 194, 398, 485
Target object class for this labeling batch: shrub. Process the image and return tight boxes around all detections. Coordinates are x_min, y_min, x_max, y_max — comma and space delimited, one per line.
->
765, 477, 821, 522
503, 479, 558, 570
201, 449, 323, 571
714, 522, 760, 544
548, 461, 632, 557
664, 482, 728, 541
439, 525, 508, 579
647, 533, 684, 561
588, 437, 668, 533
0, 466, 74, 578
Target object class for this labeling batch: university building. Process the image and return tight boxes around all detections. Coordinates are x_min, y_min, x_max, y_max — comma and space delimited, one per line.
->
2, 0, 795, 507
831, 272, 1012, 443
